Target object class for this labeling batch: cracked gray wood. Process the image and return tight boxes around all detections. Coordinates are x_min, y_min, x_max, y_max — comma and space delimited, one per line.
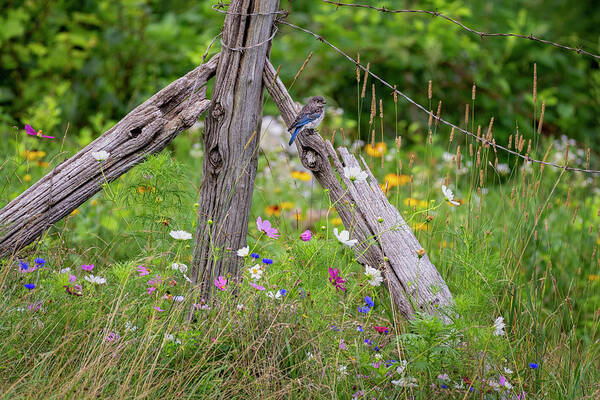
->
0, 54, 219, 259
190, 0, 279, 298
263, 60, 453, 320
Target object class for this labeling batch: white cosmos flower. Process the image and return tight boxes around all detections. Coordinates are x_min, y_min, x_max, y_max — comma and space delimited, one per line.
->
169, 230, 192, 240
364, 265, 383, 287
249, 264, 263, 280
441, 185, 460, 206
91, 150, 110, 162
165, 333, 182, 345
84, 274, 106, 285
493, 316, 506, 336
59, 267, 71, 274
173, 295, 184, 302
171, 262, 188, 274
504, 367, 513, 375
266, 290, 282, 300
237, 246, 249, 257
343, 166, 368, 182
334, 228, 358, 247
396, 360, 408, 375
337, 365, 348, 375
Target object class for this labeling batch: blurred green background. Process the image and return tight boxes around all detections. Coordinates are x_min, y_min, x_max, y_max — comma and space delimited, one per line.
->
1, 0, 599, 151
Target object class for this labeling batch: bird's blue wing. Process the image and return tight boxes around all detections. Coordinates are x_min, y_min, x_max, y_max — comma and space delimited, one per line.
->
289, 112, 321, 130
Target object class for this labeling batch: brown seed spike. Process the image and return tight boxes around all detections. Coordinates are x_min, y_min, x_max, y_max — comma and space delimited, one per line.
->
508, 135, 513, 149
449, 127, 455, 143
464, 104, 469, 126
456, 145, 461, 169
472, 83, 476, 100
586, 148, 591, 169
428, 111, 433, 129
533, 63, 537, 105
537, 100, 546, 134
435, 101, 442, 127
379, 99, 383, 119
356, 53, 361, 84
428, 80, 432, 100
294, 52, 313, 83
361, 63, 370, 98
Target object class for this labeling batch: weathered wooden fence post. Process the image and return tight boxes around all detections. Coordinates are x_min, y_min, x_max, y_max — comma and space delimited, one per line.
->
190, 0, 279, 298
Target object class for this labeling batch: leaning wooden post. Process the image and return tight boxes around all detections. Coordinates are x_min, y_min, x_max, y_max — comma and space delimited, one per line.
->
190, 0, 279, 298
263, 60, 453, 320
0, 55, 218, 259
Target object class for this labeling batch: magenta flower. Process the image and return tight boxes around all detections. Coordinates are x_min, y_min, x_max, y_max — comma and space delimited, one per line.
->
137, 265, 150, 277
25, 124, 55, 139
81, 264, 94, 272
69, 274, 77, 283
328, 267, 346, 291
153, 306, 164, 312
249, 281, 266, 291
148, 275, 162, 286
257, 216, 280, 239
373, 326, 389, 334
214, 276, 227, 291
147, 287, 157, 295
300, 229, 312, 242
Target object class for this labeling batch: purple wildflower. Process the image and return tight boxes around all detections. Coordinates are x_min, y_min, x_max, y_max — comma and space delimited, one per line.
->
249, 282, 265, 291
24, 283, 35, 290
256, 216, 280, 239
300, 229, 312, 241
214, 276, 227, 291
81, 264, 94, 272
328, 267, 346, 291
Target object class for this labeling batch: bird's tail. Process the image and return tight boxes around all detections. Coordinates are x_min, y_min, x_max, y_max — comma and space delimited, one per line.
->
289, 127, 301, 145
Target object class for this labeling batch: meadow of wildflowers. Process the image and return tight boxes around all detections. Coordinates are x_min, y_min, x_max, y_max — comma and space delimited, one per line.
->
1, 88, 599, 400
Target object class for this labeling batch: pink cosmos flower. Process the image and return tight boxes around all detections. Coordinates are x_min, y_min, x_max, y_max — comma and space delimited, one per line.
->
373, 326, 389, 334
249, 281, 266, 291
300, 229, 312, 241
214, 276, 227, 291
328, 267, 346, 291
81, 264, 94, 272
25, 124, 54, 139
257, 216, 280, 239
153, 306, 164, 312
147, 287, 157, 295
69, 274, 77, 283
137, 265, 150, 277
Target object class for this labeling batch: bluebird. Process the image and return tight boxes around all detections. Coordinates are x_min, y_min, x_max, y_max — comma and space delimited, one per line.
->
287, 96, 326, 145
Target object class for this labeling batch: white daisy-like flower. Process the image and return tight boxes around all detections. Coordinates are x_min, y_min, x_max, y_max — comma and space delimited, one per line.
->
59, 267, 71, 274
493, 316, 506, 336
173, 295, 184, 302
171, 262, 188, 274
504, 367, 513, 375
334, 228, 358, 247
306, 352, 314, 359
91, 150, 110, 162
337, 365, 348, 375
84, 274, 106, 285
364, 264, 383, 286
236, 304, 244, 310
396, 360, 408, 375
249, 264, 263, 281
441, 185, 460, 206
124, 321, 138, 332
169, 230, 192, 240
237, 246, 249, 257
391, 376, 418, 387
165, 333, 182, 345
266, 291, 282, 300
343, 166, 368, 182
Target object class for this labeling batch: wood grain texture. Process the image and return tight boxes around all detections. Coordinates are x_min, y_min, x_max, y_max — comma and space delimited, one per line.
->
263, 60, 453, 320
0, 54, 219, 259
190, 0, 279, 297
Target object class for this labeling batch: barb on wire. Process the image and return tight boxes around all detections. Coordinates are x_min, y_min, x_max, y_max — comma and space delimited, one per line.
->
221, 26, 279, 52
212, 3, 288, 17
277, 19, 599, 174
322, 0, 600, 62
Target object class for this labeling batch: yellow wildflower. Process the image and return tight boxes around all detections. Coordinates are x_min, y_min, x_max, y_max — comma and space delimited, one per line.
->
23, 174, 32, 182
37, 161, 50, 168
291, 171, 312, 181
23, 150, 46, 161
90, 199, 98, 206
330, 217, 343, 226
380, 183, 391, 194
412, 223, 430, 232
384, 173, 410, 187
365, 142, 387, 157
137, 185, 156, 194
265, 205, 281, 216
70, 208, 80, 216
590, 274, 600, 282
280, 201, 295, 210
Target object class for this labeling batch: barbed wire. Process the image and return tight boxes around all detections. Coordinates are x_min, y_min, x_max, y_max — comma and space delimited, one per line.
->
277, 19, 600, 174
221, 26, 279, 52
322, 1, 600, 61
212, 3, 288, 17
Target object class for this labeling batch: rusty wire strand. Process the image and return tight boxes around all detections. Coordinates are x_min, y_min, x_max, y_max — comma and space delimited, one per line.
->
277, 19, 600, 174
322, 0, 600, 61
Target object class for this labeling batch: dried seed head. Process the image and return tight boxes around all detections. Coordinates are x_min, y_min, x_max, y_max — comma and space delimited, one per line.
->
472, 83, 476, 100
586, 148, 591, 169
456, 145, 461, 169
476, 125, 481, 138
379, 99, 383, 119
428, 111, 433, 128
294, 51, 313, 82
428, 80, 432, 100
409, 153, 415, 168
464, 104, 470, 126
371, 129, 375, 148
449, 127, 455, 142
486, 117, 494, 142
537, 100, 546, 134
340, 127, 345, 140
565, 188, 571, 207
565, 143, 570, 162
469, 143, 473, 156
435, 100, 442, 127
393, 85, 398, 104
428, 130, 432, 145
398, 159, 402, 170
527, 139, 532, 154
533, 63, 537, 104
369, 85, 376, 125
356, 53, 361, 83
361, 62, 370, 98
479, 169, 484, 187
331, 129, 336, 143
476, 147, 481, 167
508, 135, 512, 149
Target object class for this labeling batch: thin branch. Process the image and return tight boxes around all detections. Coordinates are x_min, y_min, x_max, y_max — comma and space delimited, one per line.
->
277, 19, 600, 174
322, 0, 600, 61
